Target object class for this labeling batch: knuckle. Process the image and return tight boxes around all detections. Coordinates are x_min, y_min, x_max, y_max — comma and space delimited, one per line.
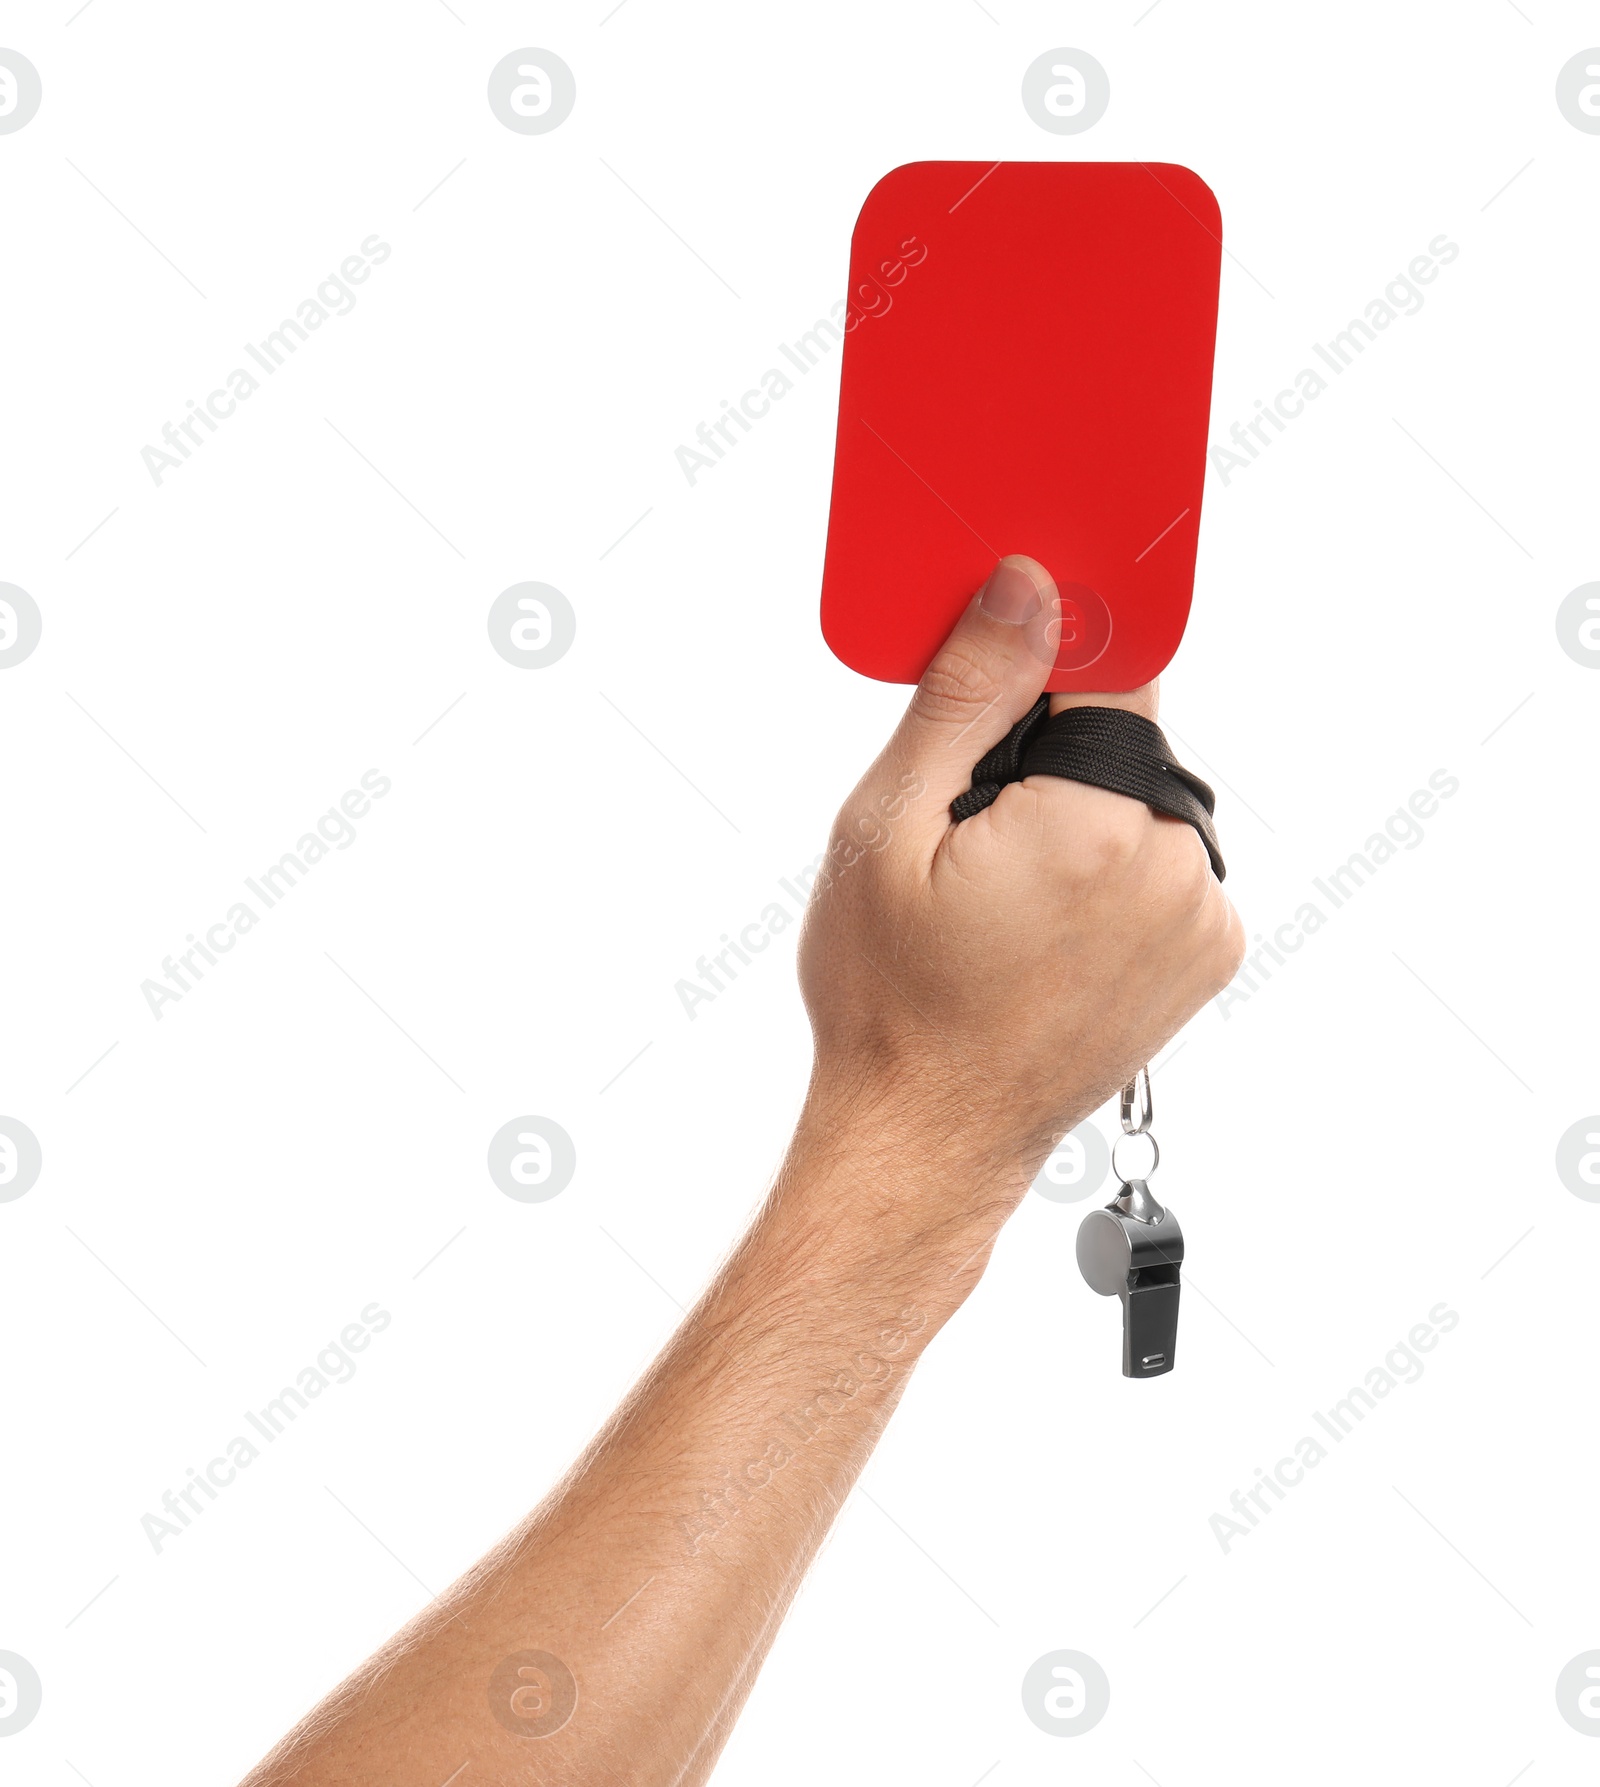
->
1095, 809, 1148, 872
1145, 822, 1214, 919
1053, 788, 1147, 878
984, 781, 1061, 863
1180, 837, 1220, 914
1206, 899, 1248, 990
912, 639, 1002, 726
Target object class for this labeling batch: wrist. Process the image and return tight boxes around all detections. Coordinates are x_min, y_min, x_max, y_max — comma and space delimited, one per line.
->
763, 1076, 1043, 1334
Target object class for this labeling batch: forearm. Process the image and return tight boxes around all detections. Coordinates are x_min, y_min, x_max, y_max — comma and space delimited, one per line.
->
241, 1092, 1022, 1787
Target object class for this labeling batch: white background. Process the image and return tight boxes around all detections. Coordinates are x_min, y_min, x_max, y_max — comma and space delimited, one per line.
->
2, 3, 1597, 1783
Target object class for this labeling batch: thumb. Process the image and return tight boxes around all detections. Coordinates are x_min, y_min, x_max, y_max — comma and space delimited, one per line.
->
889, 555, 1061, 812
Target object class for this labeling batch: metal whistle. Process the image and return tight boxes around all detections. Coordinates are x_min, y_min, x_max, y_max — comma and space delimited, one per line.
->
1075, 1067, 1183, 1378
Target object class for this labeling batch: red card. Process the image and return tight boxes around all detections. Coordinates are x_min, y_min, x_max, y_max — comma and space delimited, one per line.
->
820, 161, 1222, 692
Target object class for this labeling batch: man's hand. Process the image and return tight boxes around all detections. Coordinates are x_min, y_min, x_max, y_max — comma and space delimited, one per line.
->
797, 554, 1244, 1224
238, 556, 1244, 1787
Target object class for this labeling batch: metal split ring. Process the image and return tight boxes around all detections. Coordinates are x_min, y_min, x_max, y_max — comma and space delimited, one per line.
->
1112, 1129, 1160, 1186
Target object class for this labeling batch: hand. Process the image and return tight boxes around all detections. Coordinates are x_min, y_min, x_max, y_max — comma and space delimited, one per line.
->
796, 554, 1245, 1224
232, 555, 1243, 1787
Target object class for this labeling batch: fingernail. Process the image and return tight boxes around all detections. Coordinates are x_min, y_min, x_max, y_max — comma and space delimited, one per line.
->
979, 559, 1043, 626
